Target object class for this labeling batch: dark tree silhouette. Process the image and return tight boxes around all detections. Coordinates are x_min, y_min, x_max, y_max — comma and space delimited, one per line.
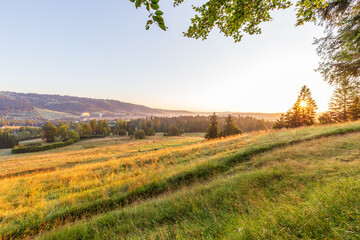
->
204, 113, 220, 140
221, 114, 242, 137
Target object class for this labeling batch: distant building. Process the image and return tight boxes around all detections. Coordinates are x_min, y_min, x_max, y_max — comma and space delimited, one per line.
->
81, 112, 90, 117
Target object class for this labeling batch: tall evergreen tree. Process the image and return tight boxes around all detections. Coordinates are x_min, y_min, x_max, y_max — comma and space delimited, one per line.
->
274, 85, 317, 129
221, 114, 242, 137
204, 113, 220, 140
289, 85, 317, 127
350, 96, 360, 121
329, 80, 357, 122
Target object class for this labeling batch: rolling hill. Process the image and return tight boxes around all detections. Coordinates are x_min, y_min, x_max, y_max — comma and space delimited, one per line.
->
1, 122, 360, 239
0, 91, 192, 119
0, 92, 281, 120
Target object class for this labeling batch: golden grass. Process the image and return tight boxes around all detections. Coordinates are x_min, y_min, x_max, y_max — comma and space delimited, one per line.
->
0, 133, 254, 234
2, 121, 360, 239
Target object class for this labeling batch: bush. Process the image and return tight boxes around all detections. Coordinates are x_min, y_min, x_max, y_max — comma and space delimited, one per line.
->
164, 125, 184, 136
12, 139, 78, 154
145, 127, 155, 136
135, 129, 146, 139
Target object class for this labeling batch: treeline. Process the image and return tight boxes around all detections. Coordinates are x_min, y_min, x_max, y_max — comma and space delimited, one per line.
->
0, 119, 44, 127
42, 122, 80, 143
274, 82, 360, 129
205, 114, 243, 140
6, 115, 274, 145
127, 115, 273, 134
16, 127, 42, 140
73, 120, 111, 139
0, 126, 42, 141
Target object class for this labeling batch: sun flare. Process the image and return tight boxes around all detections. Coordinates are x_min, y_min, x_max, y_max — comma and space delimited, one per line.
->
300, 100, 307, 108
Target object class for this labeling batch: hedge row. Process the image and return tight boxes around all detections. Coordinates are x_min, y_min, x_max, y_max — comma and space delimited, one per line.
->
22, 142, 42, 147
11, 139, 79, 154
79, 135, 106, 140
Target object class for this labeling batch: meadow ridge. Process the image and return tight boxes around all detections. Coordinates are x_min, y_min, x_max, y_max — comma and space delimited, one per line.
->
1, 122, 360, 239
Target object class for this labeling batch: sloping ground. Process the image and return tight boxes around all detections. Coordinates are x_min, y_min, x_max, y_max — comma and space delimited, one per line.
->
0, 91, 191, 118
41, 127, 360, 240
1, 122, 360, 239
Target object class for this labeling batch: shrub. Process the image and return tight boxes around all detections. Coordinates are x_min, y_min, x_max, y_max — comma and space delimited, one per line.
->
164, 125, 184, 136
135, 129, 146, 139
145, 127, 155, 136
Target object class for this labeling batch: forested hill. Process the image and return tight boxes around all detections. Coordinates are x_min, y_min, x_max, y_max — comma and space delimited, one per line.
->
0, 92, 281, 120
0, 92, 191, 119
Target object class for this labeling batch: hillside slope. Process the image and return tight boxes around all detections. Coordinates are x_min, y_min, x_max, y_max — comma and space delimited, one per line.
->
0, 92, 281, 120
1, 123, 360, 239
0, 91, 191, 119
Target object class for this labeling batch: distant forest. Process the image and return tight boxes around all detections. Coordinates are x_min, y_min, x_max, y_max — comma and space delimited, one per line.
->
130, 115, 273, 133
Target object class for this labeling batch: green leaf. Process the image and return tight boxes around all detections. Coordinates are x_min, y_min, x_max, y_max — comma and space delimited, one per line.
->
156, 15, 164, 23
159, 23, 166, 31
150, 3, 159, 10
155, 10, 163, 15
135, 0, 142, 8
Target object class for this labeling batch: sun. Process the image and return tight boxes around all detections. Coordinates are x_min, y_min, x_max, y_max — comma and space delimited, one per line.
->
300, 100, 307, 108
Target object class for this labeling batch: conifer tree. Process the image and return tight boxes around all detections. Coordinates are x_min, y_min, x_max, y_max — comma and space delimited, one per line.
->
204, 113, 220, 140
273, 113, 286, 129
318, 112, 334, 125
275, 85, 317, 129
350, 96, 360, 121
221, 114, 242, 137
329, 80, 357, 122
290, 85, 317, 127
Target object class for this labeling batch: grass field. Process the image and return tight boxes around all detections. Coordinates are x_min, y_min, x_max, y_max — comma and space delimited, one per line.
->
1, 123, 360, 239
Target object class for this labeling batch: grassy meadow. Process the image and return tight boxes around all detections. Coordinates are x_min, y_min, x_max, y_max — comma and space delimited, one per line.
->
1, 123, 360, 239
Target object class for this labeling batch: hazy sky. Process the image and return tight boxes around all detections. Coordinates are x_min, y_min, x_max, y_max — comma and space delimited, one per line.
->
0, 0, 334, 113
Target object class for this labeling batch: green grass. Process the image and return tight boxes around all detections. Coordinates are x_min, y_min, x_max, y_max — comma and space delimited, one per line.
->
40, 131, 360, 240
2, 122, 360, 239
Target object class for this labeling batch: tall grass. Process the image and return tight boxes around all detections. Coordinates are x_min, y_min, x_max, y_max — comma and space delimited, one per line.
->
1, 122, 360, 239
41, 132, 360, 240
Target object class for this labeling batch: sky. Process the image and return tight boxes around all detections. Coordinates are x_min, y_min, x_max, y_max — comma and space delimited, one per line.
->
0, 0, 334, 113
